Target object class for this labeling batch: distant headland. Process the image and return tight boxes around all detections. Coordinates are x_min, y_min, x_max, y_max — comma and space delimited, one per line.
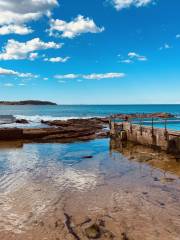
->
0, 100, 57, 106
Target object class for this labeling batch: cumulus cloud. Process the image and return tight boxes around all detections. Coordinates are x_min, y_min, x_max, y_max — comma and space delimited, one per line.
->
49, 15, 104, 38
82, 73, 125, 80
120, 52, 147, 63
44, 56, 70, 63
55, 74, 80, 79
0, 0, 58, 35
0, 38, 62, 60
128, 52, 147, 61
0, 0, 58, 24
0, 67, 37, 78
55, 72, 125, 80
110, 0, 154, 10
0, 24, 33, 35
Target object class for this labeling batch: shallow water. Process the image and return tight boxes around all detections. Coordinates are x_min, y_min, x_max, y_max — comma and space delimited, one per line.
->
0, 139, 180, 239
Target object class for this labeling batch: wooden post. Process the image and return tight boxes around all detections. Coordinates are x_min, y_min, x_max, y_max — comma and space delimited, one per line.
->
165, 118, 167, 131
151, 118, 154, 137
164, 118, 168, 140
140, 117, 143, 135
109, 117, 112, 130
130, 119, 133, 133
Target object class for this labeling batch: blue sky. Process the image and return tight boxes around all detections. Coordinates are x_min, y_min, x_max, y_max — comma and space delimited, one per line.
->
0, 0, 180, 104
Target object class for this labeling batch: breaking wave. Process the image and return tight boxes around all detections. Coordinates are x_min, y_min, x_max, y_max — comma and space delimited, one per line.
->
14, 115, 98, 123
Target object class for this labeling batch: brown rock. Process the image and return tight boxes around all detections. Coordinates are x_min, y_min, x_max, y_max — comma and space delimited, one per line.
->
0, 128, 23, 141
0, 117, 109, 142
111, 112, 174, 120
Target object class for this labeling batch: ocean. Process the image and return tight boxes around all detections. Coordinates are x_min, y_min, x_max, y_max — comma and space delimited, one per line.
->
0, 104, 180, 130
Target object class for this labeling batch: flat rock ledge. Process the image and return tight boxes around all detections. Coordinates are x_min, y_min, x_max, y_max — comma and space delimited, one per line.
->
0, 118, 109, 142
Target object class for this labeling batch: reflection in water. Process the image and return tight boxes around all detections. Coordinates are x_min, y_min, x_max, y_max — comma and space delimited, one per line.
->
0, 139, 179, 239
0, 141, 105, 233
0, 141, 23, 149
110, 139, 180, 177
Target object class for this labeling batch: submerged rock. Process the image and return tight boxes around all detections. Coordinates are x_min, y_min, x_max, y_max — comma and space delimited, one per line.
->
16, 119, 29, 124
122, 232, 129, 240
138, 155, 153, 162
85, 224, 101, 239
83, 155, 93, 159
153, 177, 159, 182
160, 177, 175, 183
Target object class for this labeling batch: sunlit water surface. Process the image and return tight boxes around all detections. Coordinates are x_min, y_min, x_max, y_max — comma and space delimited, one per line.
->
0, 139, 180, 239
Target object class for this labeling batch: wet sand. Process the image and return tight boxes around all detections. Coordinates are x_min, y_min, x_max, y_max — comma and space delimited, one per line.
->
0, 139, 180, 240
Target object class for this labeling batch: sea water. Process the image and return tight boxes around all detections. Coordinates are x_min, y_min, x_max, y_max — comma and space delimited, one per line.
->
0, 104, 180, 130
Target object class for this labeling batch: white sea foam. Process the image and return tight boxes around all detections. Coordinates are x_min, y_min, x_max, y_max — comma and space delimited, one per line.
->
0, 114, 102, 128
14, 115, 97, 122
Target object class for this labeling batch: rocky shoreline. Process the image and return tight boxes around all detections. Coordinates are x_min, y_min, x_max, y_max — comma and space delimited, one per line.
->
0, 118, 109, 142
0, 112, 175, 142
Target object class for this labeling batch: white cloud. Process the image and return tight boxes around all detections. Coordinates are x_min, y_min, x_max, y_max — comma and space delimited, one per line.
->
29, 52, 39, 61
83, 72, 125, 80
120, 52, 147, 63
164, 44, 170, 49
0, 38, 62, 60
128, 52, 139, 58
111, 0, 154, 10
0, 0, 58, 24
0, 24, 33, 35
159, 43, 171, 50
44, 56, 70, 63
55, 74, 80, 79
121, 59, 133, 64
55, 72, 125, 80
0, 67, 37, 78
176, 34, 180, 39
0, 11, 41, 26
49, 15, 104, 39
4, 83, 14, 87
128, 52, 147, 61
0, 0, 58, 35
